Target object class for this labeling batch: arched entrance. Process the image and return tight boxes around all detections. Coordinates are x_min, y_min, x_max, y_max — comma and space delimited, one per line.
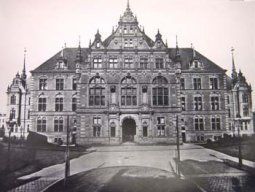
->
122, 118, 136, 142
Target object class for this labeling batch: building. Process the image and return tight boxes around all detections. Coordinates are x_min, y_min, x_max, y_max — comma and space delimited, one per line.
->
6, 50, 31, 139
8, 2, 253, 144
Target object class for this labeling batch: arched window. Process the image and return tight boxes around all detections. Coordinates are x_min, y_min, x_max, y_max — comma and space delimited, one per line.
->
121, 76, 137, 106
10, 95, 16, 105
89, 76, 105, 106
54, 117, 64, 132
152, 76, 169, 106
37, 117, 46, 132
10, 108, 16, 119
110, 122, 116, 137
55, 94, 63, 112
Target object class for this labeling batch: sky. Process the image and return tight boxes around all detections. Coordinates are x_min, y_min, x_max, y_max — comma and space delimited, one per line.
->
0, 0, 255, 112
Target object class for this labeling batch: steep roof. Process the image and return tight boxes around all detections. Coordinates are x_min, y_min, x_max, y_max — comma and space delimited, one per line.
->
168, 48, 226, 73
31, 47, 226, 74
31, 48, 89, 73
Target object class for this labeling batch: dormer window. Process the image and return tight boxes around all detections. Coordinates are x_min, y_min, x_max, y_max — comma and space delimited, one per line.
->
124, 27, 127, 34
96, 42, 100, 48
190, 60, 203, 69
56, 60, 67, 70
130, 27, 133, 33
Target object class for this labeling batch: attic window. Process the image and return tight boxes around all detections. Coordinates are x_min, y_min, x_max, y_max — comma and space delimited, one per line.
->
96, 42, 100, 48
124, 27, 127, 34
190, 60, 203, 69
56, 60, 67, 69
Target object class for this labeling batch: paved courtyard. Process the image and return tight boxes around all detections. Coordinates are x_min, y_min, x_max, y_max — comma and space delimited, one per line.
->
10, 143, 255, 192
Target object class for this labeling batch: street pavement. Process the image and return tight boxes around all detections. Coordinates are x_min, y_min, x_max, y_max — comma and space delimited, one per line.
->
9, 143, 255, 192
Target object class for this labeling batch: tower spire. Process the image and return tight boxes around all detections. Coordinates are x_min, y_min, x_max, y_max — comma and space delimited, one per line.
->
231, 47, 238, 82
75, 36, 83, 63
175, 35, 181, 62
127, 0, 130, 10
22, 48, 27, 80
191, 43, 196, 58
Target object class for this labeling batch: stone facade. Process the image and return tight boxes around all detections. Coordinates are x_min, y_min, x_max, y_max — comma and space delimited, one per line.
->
9, 2, 253, 144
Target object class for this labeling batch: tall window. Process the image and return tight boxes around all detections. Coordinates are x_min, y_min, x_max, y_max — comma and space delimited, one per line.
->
56, 79, 64, 90
242, 94, 248, 103
28, 110, 30, 119
37, 117, 46, 132
10, 95, 16, 105
124, 57, 134, 68
180, 78, 185, 90
140, 57, 148, 69
110, 122, 116, 137
155, 58, 164, 69
211, 96, 219, 110
38, 97, 47, 111
211, 117, 221, 130
73, 78, 77, 90
243, 105, 249, 117
10, 109, 16, 119
109, 58, 118, 68
89, 76, 105, 106
209, 77, 218, 90
157, 117, 165, 136
193, 78, 201, 90
72, 97, 77, 111
194, 117, 204, 130
39, 78, 47, 90
121, 76, 137, 106
194, 96, 202, 111
93, 117, 101, 137
54, 117, 64, 132
55, 95, 63, 112
93, 58, 102, 68
181, 97, 186, 111
152, 76, 168, 106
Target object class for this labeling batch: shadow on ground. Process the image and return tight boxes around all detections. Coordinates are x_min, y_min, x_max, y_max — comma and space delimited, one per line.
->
46, 166, 200, 192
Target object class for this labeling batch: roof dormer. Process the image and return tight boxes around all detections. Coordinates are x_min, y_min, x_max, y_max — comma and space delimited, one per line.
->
56, 47, 68, 70
189, 44, 203, 69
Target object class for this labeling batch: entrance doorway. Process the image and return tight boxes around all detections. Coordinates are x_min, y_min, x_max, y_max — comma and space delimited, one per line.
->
122, 118, 136, 142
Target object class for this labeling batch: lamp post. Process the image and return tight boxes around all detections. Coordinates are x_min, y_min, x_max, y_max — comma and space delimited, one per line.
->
175, 68, 182, 176
236, 85, 242, 167
6, 108, 16, 171
64, 115, 70, 186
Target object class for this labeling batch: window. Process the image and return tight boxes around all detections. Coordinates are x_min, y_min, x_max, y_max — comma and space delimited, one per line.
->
56, 79, 64, 90
110, 122, 116, 137
93, 58, 102, 68
140, 57, 148, 69
73, 78, 77, 90
55, 96, 63, 112
228, 108, 231, 118
10, 95, 16, 105
242, 94, 248, 103
243, 122, 248, 130
10, 109, 15, 119
38, 97, 46, 111
152, 76, 169, 106
37, 117, 46, 132
27, 110, 30, 119
121, 76, 137, 106
93, 126, 101, 137
28, 97, 31, 105
227, 96, 230, 104
193, 78, 201, 90
181, 97, 186, 111
89, 76, 105, 106
243, 105, 249, 117
124, 57, 134, 68
211, 96, 219, 110
72, 97, 77, 111
109, 58, 118, 68
194, 117, 204, 130
209, 78, 218, 90
155, 58, 164, 69
39, 78, 47, 90
211, 117, 221, 130
157, 117, 165, 136
194, 96, 202, 111
180, 78, 185, 90
143, 126, 148, 137
93, 117, 101, 124
124, 27, 127, 34
54, 117, 64, 132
